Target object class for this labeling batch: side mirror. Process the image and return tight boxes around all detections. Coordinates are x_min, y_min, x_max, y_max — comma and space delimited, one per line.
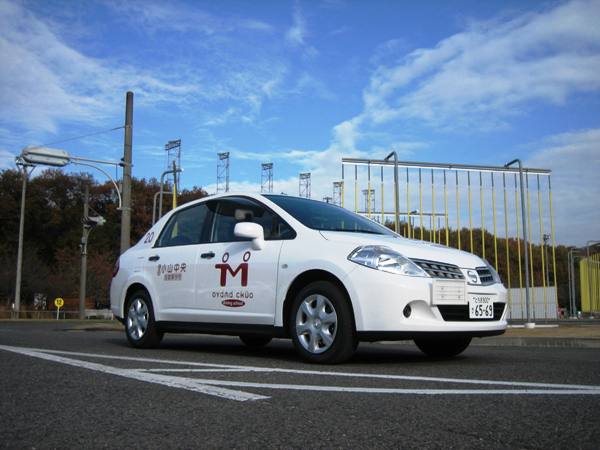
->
234, 222, 265, 250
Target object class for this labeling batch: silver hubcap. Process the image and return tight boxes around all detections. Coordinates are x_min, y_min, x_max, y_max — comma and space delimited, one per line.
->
295, 294, 338, 354
127, 298, 149, 340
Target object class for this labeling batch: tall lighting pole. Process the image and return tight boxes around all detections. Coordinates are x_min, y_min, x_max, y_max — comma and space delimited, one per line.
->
120, 91, 133, 254
16, 146, 121, 319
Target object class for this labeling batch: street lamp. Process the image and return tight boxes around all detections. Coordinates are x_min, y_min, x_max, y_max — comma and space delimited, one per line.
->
13, 146, 124, 316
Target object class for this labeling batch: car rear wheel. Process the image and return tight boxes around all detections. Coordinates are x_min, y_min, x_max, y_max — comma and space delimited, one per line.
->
239, 334, 272, 348
125, 289, 163, 348
290, 281, 356, 364
414, 337, 472, 357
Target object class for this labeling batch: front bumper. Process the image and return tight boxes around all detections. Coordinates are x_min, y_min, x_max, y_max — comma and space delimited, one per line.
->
344, 265, 508, 335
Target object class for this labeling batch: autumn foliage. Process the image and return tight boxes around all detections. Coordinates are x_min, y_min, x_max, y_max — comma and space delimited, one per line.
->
0, 168, 207, 310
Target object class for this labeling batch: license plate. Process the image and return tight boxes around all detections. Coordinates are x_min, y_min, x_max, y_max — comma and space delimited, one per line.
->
469, 296, 494, 319
432, 279, 467, 305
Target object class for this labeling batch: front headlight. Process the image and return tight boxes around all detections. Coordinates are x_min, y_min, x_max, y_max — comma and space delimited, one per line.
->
348, 246, 429, 277
484, 259, 502, 284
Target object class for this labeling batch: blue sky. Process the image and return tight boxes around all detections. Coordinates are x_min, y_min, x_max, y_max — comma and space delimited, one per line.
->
1, 0, 599, 245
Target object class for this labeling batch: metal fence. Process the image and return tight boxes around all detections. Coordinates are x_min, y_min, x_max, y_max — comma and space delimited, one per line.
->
339, 157, 559, 321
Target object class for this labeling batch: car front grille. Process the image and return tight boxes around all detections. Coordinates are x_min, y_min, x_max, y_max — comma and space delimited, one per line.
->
411, 259, 465, 280
476, 267, 495, 285
437, 303, 506, 321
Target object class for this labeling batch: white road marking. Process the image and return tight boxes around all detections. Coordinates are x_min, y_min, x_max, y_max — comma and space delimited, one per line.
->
186, 379, 600, 396
2, 345, 600, 399
0, 345, 267, 402
138, 368, 253, 373
17, 346, 600, 392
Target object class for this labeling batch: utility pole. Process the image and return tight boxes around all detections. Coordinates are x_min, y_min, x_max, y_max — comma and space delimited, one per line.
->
120, 91, 133, 254
79, 185, 105, 320
79, 186, 89, 320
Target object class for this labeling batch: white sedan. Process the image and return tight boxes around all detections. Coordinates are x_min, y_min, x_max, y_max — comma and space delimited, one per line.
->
110, 193, 507, 363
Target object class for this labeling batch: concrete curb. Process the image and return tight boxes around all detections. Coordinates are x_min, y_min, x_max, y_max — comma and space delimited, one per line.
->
473, 337, 600, 348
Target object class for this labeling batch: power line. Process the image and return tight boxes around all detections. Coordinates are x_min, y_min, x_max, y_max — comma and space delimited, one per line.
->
40, 126, 124, 148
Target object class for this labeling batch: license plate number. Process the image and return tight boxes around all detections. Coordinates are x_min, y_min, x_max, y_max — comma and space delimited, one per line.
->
469, 296, 494, 319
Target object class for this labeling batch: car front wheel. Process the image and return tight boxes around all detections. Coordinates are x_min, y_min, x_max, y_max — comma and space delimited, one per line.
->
414, 337, 472, 357
125, 289, 163, 348
290, 281, 356, 364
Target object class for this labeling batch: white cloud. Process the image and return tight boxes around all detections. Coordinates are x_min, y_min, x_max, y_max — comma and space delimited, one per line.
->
0, 0, 329, 142
0, 0, 200, 133
362, 0, 600, 130
105, 0, 273, 35
525, 127, 600, 246
0, 148, 15, 169
285, 2, 318, 58
286, 2, 307, 47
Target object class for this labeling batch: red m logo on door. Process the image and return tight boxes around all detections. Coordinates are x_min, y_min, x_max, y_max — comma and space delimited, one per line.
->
214, 262, 249, 287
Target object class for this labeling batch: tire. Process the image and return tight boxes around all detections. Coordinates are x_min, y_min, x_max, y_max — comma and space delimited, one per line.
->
239, 334, 272, 348
124, 289, 163, 349
289, 281, 356, 364
414, 337, 472, 357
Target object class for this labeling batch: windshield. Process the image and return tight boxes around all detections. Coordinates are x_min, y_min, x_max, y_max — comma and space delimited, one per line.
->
265, 195, 396, 236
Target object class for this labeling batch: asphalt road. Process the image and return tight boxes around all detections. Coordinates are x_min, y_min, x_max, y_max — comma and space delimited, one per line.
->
1, 321, 599, 449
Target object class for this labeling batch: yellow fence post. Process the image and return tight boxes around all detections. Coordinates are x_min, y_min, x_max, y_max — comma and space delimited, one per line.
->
492, 173, 498, 270
354, 165, 358, 214
526, 173, 536, 319
456, 171, 461, 250
381, 166, 384, 225
419, 168, 424, 240
503, 173, 512, 318
468, 172, 474, 254
537, 174, 547, 319
367, 163, 372, 218
406, 168, 411, 238
480, 171, 485, 259
444, 170, 449, 246
515, 174, 524, 319
431, 169, 436, 243
341, 165, 345, 208
548, 176, 559, 314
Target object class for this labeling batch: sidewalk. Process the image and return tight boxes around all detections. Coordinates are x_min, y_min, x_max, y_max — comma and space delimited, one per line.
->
475, 323, 600, 348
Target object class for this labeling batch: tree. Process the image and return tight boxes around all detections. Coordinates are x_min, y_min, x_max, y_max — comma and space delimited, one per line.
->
0, 168, 207, 310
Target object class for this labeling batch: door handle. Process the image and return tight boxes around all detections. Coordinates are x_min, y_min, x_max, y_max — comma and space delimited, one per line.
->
201, 251, 215, 259
148, 255, 160, 261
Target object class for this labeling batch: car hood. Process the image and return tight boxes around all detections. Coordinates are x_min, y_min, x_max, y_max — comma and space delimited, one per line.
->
319, 231, 485, 269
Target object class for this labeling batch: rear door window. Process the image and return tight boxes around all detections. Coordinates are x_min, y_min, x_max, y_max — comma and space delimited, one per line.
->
156, 202, 210, 247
